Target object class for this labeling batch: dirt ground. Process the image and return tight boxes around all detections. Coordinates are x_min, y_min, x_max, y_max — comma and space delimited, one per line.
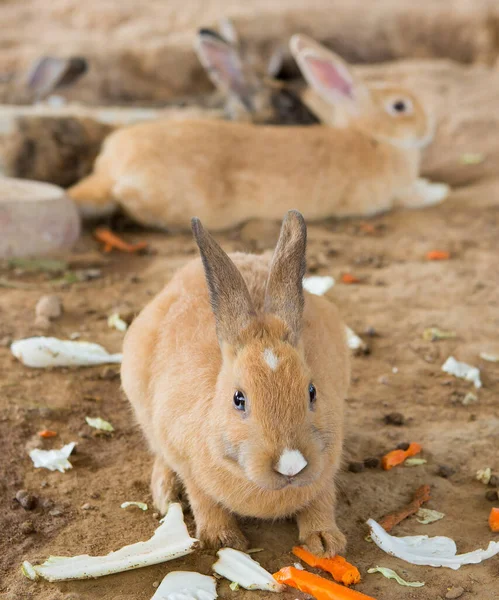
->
1, 178, 498, 599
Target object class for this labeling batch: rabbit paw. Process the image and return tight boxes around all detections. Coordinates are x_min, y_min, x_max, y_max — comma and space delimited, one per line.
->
198, 525, 249, 551
151, 459, 182, 515
301, 527, 347, 558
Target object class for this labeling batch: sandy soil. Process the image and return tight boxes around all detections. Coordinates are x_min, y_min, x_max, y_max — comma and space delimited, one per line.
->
1, 179, 498, 599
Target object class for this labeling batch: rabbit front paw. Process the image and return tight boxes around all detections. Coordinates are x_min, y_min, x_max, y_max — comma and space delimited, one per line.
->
301, 527, 347, 558
198, 524, 249, 551
151, 458, 182, 514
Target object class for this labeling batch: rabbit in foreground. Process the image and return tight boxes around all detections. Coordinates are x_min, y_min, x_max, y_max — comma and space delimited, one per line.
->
195, 20, 319, 125
121, 211, 350, 555
68, 36, 448, 229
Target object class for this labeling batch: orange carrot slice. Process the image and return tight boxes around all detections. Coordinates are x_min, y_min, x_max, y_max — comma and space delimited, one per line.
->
94, 227, 148, 254
382, 442, 422, 470
378, 484, 430, 532
489, 507, 499, 532
274, 567, 376, 600
341, 273, 360, 284
38, 429, 57, 438
426, 250, 450, 261
292, 547, 360, 586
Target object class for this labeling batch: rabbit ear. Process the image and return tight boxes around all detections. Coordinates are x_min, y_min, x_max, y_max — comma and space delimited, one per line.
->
266, 44, 284, 77
192, 218, 256, 346
26, 56, 87, 100
195, 29, 253, 107
264, 210, 307, 346
290, 36, 368, 115
218, 17, 239, 45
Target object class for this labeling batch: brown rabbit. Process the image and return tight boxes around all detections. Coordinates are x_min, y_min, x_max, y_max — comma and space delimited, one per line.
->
195, 20, 319, 125
68, 34, 448, 227
121, 211, 350, 555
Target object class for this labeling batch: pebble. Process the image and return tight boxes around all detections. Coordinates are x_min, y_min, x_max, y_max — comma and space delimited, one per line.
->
81, 503, 93, 510
99, 366, 120, 381
437, 465, 456, 479
485, 489, 498, 501
445, 587, 464, 599
396, 442, 410, 451
15, 489, 37, 510
49, 508, 63, 517
20, 520, 35, 534
348, 461, 365, 473
152, 581, 159, 588
364, 326, 378, 337
384, 412, 405, 426
364, 457, 380, 469
36, 295, 63, 320
489, 475, 499, 487
0, 336, 12, 347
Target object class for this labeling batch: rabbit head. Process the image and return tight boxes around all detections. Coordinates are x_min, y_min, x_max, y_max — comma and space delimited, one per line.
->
192, 211, 333, 492
195, 22, 284, 123
291, 34, 433, 149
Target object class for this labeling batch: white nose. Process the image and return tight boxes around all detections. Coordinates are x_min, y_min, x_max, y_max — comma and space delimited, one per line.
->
275, 449, 308, 477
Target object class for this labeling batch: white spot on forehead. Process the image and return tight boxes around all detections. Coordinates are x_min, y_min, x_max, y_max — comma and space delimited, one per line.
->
263, 348, 279, 371
275, 449, 308, 477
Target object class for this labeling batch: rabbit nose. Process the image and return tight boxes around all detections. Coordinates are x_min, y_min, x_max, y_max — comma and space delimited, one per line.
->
275, 449, 307, 477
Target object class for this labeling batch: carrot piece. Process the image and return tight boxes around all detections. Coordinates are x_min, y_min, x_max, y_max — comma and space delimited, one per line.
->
292, 547, 360, 586
274, 567, 376, 600
94, 227, 148, 253
382, 442, 422, 470
38, 429, 57, 438
426, 250, 450, 261
341, 273, 360, 284
489, 508, 499, 532
378, 484, 430, 532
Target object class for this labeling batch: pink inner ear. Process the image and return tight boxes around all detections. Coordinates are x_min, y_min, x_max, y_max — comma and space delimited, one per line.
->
305, 55, 354, 100
199, 39, 242, 85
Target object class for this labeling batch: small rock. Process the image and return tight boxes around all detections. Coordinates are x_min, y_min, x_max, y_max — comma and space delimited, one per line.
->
445, 586, 464, 599
81, 503, 93, 510
378, 375, 389, 385
40, 480, 49, 488
489, 474, 499, 487
437, 464, 456, 479
0, 336, 12, 347
462, 392, 478, 406
485, 489, 499, 501
15, 489, 38, 510
90, 492, 101, 499
49, 508, 63, 517
348, 461, 365, 473
152, 512, 160, 520
364, 326, 378, 337
364, 457, 380, 469
396, 442, 410, 451
20, 520, 35, 534
152, 581, 160, 588
384, 412, 405, 426
36, 295, 63, 320
99, 366, 120, 381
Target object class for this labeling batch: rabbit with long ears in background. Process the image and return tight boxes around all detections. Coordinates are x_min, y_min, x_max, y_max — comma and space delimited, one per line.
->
194, 19, 319, 125
68, 34, 448, 228
121, 211, 350, 555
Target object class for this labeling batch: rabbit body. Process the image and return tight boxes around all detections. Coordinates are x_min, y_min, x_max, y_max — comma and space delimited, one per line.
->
121, 212, 350, 554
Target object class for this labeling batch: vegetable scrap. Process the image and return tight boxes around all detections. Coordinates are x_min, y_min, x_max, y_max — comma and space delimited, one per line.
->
229, 581, 240, 591
489, 508, 499, 532
422, 328, 456, 342
151, 571, 217, 600
38, 430, 57, 438
459, 153, 485, 165
121, 501, 148, 511
22, 503, 197, 581
29, 442, 76, 473
94, 227, 148, 253
341, 273, 361, 284
85, 416, 114, 432
480, 352, 499, 363
11, 337, 123, 368
108, 313, 128, 332
442, 357, 482, 388
212, 548, 283, 592
405, 458, 427, 467
462, 392, 478, 406
292, 547, 360, 586
416, 508, 445, 525
382, 442, 422, 470
345, 327, 368, 354
367, 518, 499, 569
426, 250, 450, 261
378, 485, 430, 532
367, 566, 424, 588
8, 257, 68, 273
303, 276, 335, 296
273, 567, 376, 600
476, 468, 492, 485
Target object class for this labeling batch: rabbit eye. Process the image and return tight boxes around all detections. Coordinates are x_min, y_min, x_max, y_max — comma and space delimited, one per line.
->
387, 98, 413, 116
233, 390, 246, 411
309, 383, 317, 407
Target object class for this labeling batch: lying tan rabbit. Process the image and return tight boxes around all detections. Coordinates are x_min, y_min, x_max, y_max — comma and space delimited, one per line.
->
68, 36, 448, 228
195, 19, 318, 125
121, 210, 349, 555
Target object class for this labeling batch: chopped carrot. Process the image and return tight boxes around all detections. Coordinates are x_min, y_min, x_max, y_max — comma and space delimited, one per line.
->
426, 250, 450, 261
378, 484, 430, 532
274, 567, 376, 600
489, 508, 499, 532
292, 547, 360, 586
341, 273, 360, 284
382, 442, 422, 470
38, 429, 57, 438
94, 227, 148, 254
